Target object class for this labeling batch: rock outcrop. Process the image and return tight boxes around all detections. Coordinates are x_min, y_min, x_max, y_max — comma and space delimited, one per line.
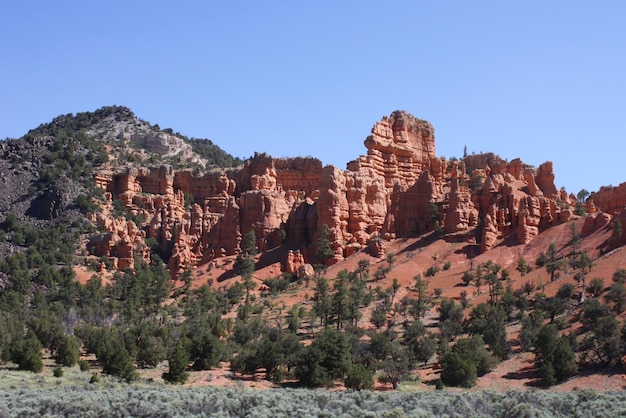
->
88, 213, 150, 271
581, 211, 612, 237
129, 132, 206, 167
285, 250, 306, 275
535, 161, 559, 198
587, 182, 626, 215
347, 111, 437, 190
445, 175, 479, 234
91, 111, 575, 277
105, 165, 175, 197
469, 161, 568, 252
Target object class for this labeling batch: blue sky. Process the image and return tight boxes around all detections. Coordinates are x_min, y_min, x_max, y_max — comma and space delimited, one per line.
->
1, 1, 625, 194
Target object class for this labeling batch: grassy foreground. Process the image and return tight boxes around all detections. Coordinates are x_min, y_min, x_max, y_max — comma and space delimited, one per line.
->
1, 367, 626, 417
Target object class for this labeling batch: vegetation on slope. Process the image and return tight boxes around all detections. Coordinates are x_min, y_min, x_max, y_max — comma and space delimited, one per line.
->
1, 107, 626, 406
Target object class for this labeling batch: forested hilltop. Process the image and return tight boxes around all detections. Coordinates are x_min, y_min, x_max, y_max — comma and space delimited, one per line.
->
0, 106, 626, 397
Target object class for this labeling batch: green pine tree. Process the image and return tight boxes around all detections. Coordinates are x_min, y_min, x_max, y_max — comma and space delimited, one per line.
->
163, 342, 189, 384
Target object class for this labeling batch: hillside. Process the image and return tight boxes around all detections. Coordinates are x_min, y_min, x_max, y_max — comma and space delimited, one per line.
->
0, 106, 625, 392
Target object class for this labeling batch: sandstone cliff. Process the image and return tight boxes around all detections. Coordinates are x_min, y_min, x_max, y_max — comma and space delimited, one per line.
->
587, 182, 626, 216
90, 111, 578, 277
347, 111, 438, 189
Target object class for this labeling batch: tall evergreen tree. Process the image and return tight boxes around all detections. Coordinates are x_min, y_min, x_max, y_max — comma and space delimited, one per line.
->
331, 270, 350, 330
614, 217, 623, 243
314, 224, 334, 275
313, 278, 331, 327
545, 243, 563, 281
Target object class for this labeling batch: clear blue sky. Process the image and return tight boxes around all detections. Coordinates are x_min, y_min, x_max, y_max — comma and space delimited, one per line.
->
1, 1, 625, 194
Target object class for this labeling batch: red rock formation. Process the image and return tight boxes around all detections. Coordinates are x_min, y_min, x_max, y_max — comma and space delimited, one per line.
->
274, 157, 323, 195
285, 250, 306, 274
585, 199, 598, 214
481, 206, 500, 253
581, 211, 612, 236
173, 170, 236, 201
385, 170, 438, 237
347, 110, 437, 190
239, 189, 292, 251
88, 214, 149, 271
464, 153, 507, 174
535, 161, 558, 198
200, 194, 241, 258
103, 165, 175, 197
369, 235, 386, 258
508, 158, 526, 181
517, 196, 541, 244
90, 111, 579, 278
284, 198, 317, 247
523, 171, 542, 197
445, 174, 479, 234
588, 182, 626, 215
297, 263, 315, 280
344, 169, 388, 245
468, 159, 568, 251
314, 166, 349, 263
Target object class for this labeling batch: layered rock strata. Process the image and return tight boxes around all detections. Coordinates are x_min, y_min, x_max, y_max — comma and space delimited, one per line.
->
587, 182, 626, 216
91, 111, 574, 277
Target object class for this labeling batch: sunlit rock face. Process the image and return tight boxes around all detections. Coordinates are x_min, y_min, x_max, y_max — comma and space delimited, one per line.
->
92, 111, 575, 276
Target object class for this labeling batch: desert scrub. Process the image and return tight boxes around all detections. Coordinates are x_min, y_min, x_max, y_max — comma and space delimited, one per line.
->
0, 386, 625, 417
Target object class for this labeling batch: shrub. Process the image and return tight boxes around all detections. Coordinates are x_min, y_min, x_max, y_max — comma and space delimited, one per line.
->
24, 352, 44, 373
53, 367, 64, 378
536, 252, 549, 267
78, 360, 90, 372
438, 298, 464, 341
574, 202, 586, 216
440, 352, 477, 388
588, 278, 604, 297
12, 336, 44, 373
3, 381, 626, 416
55, 335, 81, 367
556, 283, 575, 301
295, 329, 350, 387
535, 324, 577, 386
581, 298, 611, 327
344, 364, 374, 390
520, 310, 545, 351
461, 270, 474, 286
263, 276, 290, 295
189, 329, 227, 371
605, 282, 626, 313
516, 257, 530, 275
522, 280, 535, 295
614, 269, 626, 284
425, 265, 440, 277
163, 343, 189, 384
75, 194, 98, 214
96, 335, 138, 382
370, 305, 387, 329
453, 335, 496, 376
